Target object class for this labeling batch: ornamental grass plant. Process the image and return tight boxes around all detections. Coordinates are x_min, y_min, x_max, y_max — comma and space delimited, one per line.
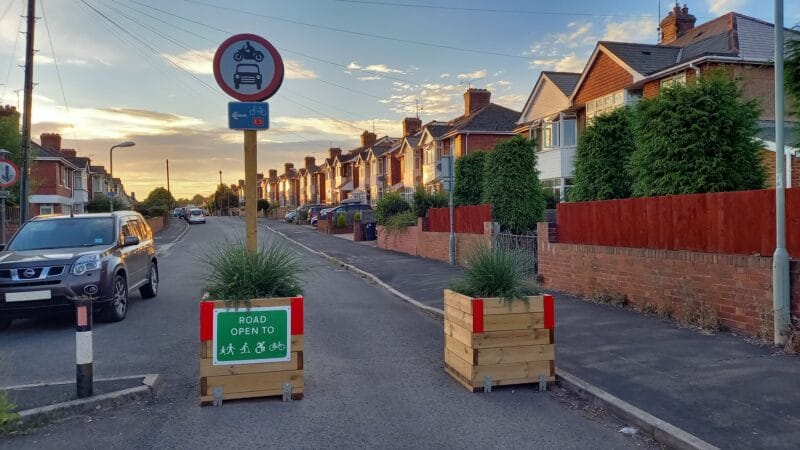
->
204, 241, 303, 309
450, 244, 538, 302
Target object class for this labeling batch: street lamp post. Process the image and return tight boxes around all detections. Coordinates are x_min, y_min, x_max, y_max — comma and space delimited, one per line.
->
108, 141, 135, 212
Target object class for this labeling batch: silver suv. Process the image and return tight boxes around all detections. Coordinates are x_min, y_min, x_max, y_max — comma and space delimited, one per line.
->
0, 212, 158, 330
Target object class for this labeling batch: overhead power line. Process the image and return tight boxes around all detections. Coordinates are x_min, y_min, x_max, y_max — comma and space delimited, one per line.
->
183, 0, 531, 60
1, 14, 23, 100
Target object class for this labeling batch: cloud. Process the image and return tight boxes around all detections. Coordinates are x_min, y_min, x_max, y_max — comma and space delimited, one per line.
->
555, 22, 596, 47
603, 18, 658, 43
440, 73, 451, 78
497, 80, 512, 86
346, 61, 406, 74
494, 93, 527, 110
707, 0, 746, 15
457, 69, 487, 80
357, 76, 382, 81
162, 49, 317, 79
530, 54, 586, 73
385, 82, 465, 116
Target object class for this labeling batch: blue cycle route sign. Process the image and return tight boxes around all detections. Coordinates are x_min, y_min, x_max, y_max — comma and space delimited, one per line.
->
228, 102, 270, 131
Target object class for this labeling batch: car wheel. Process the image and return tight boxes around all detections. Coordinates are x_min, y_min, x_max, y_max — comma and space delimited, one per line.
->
0, 318, 12, 331
103, 274, 128, 322
140, 262, 158, 299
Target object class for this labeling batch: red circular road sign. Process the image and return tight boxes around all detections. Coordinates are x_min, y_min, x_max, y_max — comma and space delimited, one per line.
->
0, 159, 19, 188
213, 34, 284, 102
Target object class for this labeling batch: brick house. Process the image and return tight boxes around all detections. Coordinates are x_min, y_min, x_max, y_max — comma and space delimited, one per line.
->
332, 131, 380, 204
354, 136, 398, 205
298, 156, 319, 205
515, 71, 581, 200
532, 3, 800, 195
29, 133, 78, 217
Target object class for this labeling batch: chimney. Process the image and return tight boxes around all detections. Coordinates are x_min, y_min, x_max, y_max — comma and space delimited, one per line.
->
659, 3, 696, 44
464, 88, 491, 116
402, 117, 422, 137
60, 149, 77, 158
360, 130, 377, 148
0, 105, 16, 117
304, 156, 316, 169
40, 133, 62, 151
269, 169, 278, 179
328, 147, 342, 161
284, 163, 294, 174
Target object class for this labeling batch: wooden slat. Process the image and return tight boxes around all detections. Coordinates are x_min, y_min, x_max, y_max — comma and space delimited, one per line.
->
444, 335, 475, 365
204, 370, 304, 395
472, 328, 552, 349
443, 318, 473, 347
443, 290, 473, 314
473, 360, 552, 381
444, 363, 480, 392
482, 297, 544, 315
200, 352, 302, 377
200, 384, 303, 403
444, 348, 475, 383
476, 344, 554, 365
444, 304, 473, 330
483, 313, 544, 332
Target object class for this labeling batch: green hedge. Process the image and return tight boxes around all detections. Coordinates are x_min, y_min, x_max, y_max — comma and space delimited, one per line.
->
375, 191, 410, 225
412, 187, 449, 217
453, 151, 487, 206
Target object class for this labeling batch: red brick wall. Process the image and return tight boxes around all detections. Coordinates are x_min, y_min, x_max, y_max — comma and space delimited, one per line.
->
574, 51, 633, 105
378, 219, 493, 266
146, 217, 165, 235
537, 222, 800, 337
377, 224, 420, 255
643, 80, 660, 99
31, 161, 71, 197
463, 134, 514, 156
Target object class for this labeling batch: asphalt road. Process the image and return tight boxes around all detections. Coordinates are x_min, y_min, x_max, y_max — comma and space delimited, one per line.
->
1, 217, 645, 449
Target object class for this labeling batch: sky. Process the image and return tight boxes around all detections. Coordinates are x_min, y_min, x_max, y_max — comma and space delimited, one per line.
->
0, 0, 797, 199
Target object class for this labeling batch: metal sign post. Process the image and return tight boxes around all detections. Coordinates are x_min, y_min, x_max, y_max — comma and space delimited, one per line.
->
440, 155, 455, 265
213, 33, 284, 252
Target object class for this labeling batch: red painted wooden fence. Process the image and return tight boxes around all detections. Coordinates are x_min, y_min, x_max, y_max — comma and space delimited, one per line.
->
556, 188, 800, 258
427, 204, 492, 234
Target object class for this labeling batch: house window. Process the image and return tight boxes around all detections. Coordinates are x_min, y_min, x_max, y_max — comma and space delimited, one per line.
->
543, 121, 559, 149
39, 204, 54, 215
586, 90, 626, 124
424, 143, 434, 165
660, 73, 686, 89
562, 119, 577, 147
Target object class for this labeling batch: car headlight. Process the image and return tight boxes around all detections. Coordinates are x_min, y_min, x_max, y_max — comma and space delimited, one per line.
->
72, 254, 101, 276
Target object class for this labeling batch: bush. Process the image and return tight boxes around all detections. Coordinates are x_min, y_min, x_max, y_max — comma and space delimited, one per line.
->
298, 209, 309, 221
449, 245, 538, 301
384, 210, 417, 232
204, 242, 303, 309
353, 211, 362, 222
542, 187, 558, 209
569, 107, 635, 202
0, 390, 18, 432
149, 206, 166, 218
375, 191, 410, 225
257, 199, 270, 213
454, 151, 487, 206
482, 136, 546, 234
630, 70, 765, 196
134, 204, 150, 217
336, 212, 347, 228
412, 187, 449, 218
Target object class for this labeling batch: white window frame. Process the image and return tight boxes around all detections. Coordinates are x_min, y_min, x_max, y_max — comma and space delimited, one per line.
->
660, 72, 687, 89
39, 204, 54, 215
543, 121, 559, 149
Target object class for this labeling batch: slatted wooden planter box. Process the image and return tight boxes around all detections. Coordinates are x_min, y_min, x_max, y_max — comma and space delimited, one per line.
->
443, 289, 555, 392
199, 297, 304, 405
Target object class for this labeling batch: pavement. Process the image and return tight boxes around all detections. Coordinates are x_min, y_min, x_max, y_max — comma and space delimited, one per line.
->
0, 217, 647, 448
263, 219, 800, 450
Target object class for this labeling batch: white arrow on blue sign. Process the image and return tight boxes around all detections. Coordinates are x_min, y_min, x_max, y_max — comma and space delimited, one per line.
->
228, 102, 270, 131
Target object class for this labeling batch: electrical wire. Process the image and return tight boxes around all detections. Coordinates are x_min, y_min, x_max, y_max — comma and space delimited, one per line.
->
40, 0, 82, 152
1, 14, 23, 100
0, 0, 18, 24
183, 0, 531, 60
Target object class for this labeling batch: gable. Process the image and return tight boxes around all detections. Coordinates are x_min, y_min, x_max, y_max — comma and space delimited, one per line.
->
518, 77, 570, 124
573, 51, 635, 106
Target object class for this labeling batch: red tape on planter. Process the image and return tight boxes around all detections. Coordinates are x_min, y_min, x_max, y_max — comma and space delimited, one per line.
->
471, 299, 484, 334
199, 301, 214, 341
291, 297, 304, 335
544, 294, 555, 329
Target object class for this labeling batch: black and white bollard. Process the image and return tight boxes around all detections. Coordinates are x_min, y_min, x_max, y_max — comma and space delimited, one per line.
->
75, 298, 93, 398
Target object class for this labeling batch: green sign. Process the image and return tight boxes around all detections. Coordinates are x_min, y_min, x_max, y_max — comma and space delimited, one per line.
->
213, 306, 291, 365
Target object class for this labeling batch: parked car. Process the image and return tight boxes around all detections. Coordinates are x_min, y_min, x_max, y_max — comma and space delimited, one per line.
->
321, 203, 372, 221
308, 206, 328, 227
285, 209, 298, 223
0, 212, 158, 330
187, 208, 206, 224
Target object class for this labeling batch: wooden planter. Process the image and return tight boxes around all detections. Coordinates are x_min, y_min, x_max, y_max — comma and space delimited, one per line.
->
443, 289, 555, 392
199, 297, 304, 405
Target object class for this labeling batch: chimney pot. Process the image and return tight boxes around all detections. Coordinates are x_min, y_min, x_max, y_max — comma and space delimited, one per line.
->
659, 3, 695, 44
40, 133, 62, 151
328, 147, 342, 161
360, 130, 377, 148
402, 117, 422, 137
304, 156, 316, 169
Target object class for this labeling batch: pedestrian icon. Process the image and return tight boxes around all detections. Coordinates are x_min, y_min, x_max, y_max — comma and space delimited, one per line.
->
233, 42, 264, 62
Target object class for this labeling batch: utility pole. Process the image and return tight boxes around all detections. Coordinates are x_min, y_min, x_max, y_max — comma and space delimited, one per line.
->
772, 0, 790, 345
19, 0, 36, 224
166, 159, 171, 194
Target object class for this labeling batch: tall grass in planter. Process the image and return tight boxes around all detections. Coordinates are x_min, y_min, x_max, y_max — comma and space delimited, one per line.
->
450, 244, 538, 301
204, 241, 303, 309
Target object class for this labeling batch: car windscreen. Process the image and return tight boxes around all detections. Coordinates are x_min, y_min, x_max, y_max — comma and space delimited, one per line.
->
7, 218, 116, 251
191, 210, 203, 216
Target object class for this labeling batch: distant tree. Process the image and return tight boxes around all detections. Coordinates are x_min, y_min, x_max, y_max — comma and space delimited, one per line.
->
0, 108, 22, 204
175, 198, 190, 207
213, 184, 239, 214
630, 70, 765, 196
142, 187, 176, 210
453, 151, 487, 206
191, 194, 206, 206
87, 194, 123, 212
569, 107, 635, 202
482, 136, 545, 234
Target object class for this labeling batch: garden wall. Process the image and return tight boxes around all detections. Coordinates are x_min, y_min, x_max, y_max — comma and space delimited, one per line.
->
378, 218, 494, 266
146, 216, 167, 235
537, 222, 800, 338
